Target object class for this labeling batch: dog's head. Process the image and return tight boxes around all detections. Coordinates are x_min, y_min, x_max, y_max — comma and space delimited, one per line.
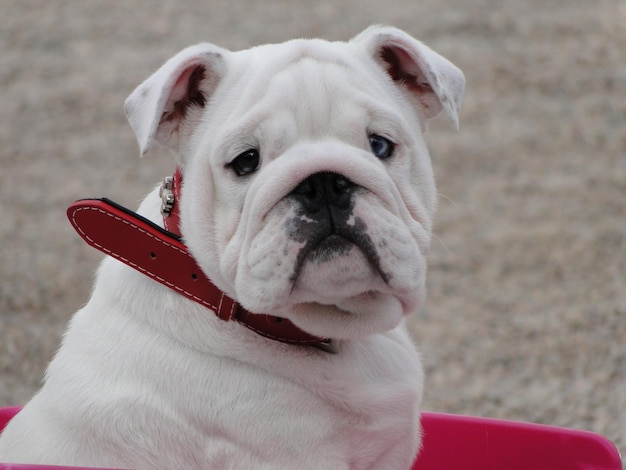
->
125, 26, 464, 340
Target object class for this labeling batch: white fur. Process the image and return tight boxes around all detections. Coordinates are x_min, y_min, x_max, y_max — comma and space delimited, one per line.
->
0, 26, 463, 469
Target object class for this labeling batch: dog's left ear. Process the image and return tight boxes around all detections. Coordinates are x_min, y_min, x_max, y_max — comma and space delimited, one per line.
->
353, 26, 465, 130
125, 43, 229, 156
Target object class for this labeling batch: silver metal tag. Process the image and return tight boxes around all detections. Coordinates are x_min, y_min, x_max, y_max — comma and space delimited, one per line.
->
159, 176, 175, 216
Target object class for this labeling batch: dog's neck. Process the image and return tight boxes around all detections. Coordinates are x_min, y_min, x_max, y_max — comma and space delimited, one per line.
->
67, 168, 337, 352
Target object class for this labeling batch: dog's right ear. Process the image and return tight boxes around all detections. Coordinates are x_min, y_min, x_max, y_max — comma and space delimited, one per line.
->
125, 44, 228, 156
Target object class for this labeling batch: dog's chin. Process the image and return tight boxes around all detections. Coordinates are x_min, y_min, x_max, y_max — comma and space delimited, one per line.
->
229, 238, 427, 338
279, 292, 409, 340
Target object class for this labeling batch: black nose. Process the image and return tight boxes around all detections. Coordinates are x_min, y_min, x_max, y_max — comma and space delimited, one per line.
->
290, 172, 356, 214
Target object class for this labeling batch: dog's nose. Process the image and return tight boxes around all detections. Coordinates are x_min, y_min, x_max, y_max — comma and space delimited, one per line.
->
291, 172, 356, 213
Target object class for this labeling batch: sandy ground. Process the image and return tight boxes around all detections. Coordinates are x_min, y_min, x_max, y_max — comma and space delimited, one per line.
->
1, 0, 625, 464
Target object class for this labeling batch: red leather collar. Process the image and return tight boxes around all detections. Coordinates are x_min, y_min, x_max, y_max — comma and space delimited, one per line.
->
67, 169, 333, 350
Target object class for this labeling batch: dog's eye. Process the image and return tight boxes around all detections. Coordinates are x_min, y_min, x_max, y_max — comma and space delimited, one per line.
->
230, 149, 260, 176
369, 134, 394, 159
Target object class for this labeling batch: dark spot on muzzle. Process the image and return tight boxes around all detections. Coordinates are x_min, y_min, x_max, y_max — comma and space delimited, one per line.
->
285, 172, 391, 284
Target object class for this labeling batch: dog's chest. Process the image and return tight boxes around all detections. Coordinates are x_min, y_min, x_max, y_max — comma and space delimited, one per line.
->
195, 351, 421, 468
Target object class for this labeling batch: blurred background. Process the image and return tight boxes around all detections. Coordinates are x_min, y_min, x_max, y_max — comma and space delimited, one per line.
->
1, 0, 624, 462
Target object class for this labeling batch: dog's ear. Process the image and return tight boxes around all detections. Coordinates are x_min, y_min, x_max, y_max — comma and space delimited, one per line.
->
353, 26, 465, 130
125, 44, 228, 156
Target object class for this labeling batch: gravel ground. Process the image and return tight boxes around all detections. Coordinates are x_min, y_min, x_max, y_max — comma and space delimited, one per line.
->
1, 0, 625, 464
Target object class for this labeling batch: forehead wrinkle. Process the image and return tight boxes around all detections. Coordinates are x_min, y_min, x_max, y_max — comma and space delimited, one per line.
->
264, 57, 377, 140
210, 47, 413, 160
272, 59, 334, 130
211, 117, 260, 164
212, 98, 296, 165
216, 57, 354, 153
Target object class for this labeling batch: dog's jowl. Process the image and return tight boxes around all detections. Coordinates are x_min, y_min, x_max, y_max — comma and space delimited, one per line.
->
0, 26, 464, 469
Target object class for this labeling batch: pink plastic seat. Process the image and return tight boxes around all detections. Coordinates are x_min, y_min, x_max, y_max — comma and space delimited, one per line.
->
1, 406, 621, 469
414, 412, 621, 469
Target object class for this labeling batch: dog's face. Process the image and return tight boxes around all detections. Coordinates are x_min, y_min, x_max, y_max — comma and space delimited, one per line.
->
125, 26, 464, 340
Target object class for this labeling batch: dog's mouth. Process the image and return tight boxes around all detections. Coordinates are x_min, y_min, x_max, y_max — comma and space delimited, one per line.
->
288, 217, 391, 286
279, 171, 393, 290
305, 234, 353, 263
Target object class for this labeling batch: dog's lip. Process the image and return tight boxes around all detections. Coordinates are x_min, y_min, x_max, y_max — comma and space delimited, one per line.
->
307, 234, 353, 262
289, 229, 391, 289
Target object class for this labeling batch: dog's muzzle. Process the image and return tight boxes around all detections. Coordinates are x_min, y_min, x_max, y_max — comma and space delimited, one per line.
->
287, 172, 389, 283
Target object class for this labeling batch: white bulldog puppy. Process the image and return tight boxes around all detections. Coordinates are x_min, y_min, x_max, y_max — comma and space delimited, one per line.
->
0, 26, 463, 469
